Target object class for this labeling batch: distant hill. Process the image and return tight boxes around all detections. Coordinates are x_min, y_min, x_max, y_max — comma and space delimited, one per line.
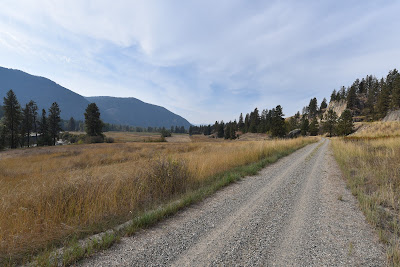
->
0, 67, 90, 120
0, 67, 191, 128
86, 96, 191, 129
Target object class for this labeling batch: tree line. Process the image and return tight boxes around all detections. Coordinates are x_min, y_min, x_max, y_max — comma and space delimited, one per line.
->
329, 69, 400, 120
0, 90, 105, 149
0, 90, 61, 149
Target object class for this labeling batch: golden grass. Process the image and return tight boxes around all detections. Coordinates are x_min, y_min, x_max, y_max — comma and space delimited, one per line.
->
351, 121, 400, 138
103, 131, 162, 143
332, 136, 400, 264
0, 137, 315, 261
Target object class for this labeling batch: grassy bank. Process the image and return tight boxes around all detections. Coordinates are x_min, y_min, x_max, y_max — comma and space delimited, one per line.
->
0, 137, 316, 265
332, 129, 400, 265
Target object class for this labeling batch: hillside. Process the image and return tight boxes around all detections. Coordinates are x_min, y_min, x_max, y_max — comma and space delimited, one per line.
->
0, 67, 89, 120
86, 96, 190, 129
0, 67, 191, 128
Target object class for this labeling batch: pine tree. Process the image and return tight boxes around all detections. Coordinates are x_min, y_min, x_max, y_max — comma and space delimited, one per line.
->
238, 113, 244, 132
48, 102, 61, 145
38, 109, 50, 146
330, 89, 337, 102
336, 109, 353, 136
376, 79, 390, 119
84, 103, 103, 138
29, 100, 38, 144
224, 122, 231, 139
67, 117, 76, 131
300, 116, 309, 136
320, 98, 328, 111
346, 86, 357, 110
323, 109, 338, 137
271, 105, 286, 137
308, 98, 318, 118
217, 121, 224, 138
391, 75, 400, 109
3, 90, 22, 148
21, 103, 33, 147
309, 118, 319, 136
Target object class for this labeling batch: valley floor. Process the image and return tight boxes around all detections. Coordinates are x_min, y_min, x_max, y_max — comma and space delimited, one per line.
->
80, 139, 385, 266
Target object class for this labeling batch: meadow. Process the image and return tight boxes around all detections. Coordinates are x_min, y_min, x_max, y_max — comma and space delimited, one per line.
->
0, 135, 315, 263
332, 121, 400, 264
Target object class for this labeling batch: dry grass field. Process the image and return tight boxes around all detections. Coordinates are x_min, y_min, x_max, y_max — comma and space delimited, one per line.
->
332, 121, 400, 264
0, 136, 315, 262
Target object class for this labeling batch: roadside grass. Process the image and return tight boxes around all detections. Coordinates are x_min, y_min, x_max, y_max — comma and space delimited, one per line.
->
332, 134, 400, 266
0, 137, 317, 265
350, 121, 400, 139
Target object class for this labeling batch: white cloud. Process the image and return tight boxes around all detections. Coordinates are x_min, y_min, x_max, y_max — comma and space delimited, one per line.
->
1, 1, 400, 123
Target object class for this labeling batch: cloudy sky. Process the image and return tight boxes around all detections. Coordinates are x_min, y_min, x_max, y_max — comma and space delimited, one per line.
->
1, 1, 400, 124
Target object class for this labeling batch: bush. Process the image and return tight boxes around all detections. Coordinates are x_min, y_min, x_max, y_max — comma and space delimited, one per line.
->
105, 137, 114, 143
85, 135, 104, 144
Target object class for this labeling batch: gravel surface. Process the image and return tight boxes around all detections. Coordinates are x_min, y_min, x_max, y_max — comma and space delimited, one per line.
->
80, 139, 386, 266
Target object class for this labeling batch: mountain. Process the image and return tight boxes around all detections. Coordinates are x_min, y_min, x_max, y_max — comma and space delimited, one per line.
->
0, 67, 90, 120
0, 67, 191, 128
86, 96, 191, 129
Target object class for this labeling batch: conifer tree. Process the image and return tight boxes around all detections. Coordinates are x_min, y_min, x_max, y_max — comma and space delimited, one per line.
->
323, 109, 338, 137
38, 109, 50, 146
3, 90, 22, 148
300, 116, 309, 136
48, 102, 61, 145
320, 98, 327, 111
330, 89, 337, 102
271, 105, 286, 137
391, 75, 400, 109
84, 103, 103, 138
308, 98, 318, 118
67, 117, 76, 131
21, 103, 33, 147
376, 79, 390, 119
346, 86, 357, 110
309, 118, 319, 136
336, 109, 353, 136
217, 121, 224, 138
29, 100, 38, 144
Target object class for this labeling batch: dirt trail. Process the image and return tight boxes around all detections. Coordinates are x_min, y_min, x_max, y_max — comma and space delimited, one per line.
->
81, 139, 385, 266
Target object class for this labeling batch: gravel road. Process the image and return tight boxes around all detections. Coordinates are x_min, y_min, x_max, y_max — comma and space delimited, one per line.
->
80, 139, 386, 266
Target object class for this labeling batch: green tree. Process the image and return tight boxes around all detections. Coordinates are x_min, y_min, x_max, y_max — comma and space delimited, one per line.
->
3, 90, 22, 148
323, 109, 338, 137
300, 116, 309, 136
346, 86, 357, 110
271, 105, 286, 137
84, 103, 104, 138
29, 100, 38, 144
217, 121, 225, 138
336, 109, 353, 136
48, 102, 61, 145
308, 98, 318, 118
67, 117, 76, 131
238, 113, 245, 132
320, 98, 328, 111
376, 79, 390, 119
21, 103, 33, 147
309, 118, 319, 136
330, 89, 337, 102
38, 109, 51, 146
391, 75, 400, 109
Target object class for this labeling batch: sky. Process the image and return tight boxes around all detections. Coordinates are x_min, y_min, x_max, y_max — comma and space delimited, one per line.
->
1, 1, 400, 124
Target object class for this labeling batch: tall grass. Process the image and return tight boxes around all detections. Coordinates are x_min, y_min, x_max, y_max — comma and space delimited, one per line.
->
332, 133, 400, 265
0, 137, 315, 262
352, 121, 400, 138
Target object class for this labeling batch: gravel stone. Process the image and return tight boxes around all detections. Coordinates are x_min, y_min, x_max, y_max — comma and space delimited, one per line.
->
80, 139, 385, 266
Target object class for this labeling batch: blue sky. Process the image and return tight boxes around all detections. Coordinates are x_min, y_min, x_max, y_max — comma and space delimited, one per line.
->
1, 1, 400, 124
